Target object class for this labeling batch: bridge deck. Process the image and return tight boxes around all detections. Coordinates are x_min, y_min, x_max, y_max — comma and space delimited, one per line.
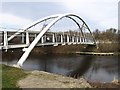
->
0, 42, 95, 50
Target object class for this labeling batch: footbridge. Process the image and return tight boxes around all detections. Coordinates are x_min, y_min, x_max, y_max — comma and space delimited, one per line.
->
0, 13, 97, 67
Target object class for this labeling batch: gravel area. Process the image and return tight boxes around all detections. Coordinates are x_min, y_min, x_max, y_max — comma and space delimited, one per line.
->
17, 70, 92, 88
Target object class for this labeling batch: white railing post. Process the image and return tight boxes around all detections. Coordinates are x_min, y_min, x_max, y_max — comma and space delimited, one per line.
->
55, 34, 58, 42
4, 31, 8, 50
82, 37, 84, 43
61, 35, 63, 43
44, 35, 46, 43
52, 33, 55, 43
72, 35, 74, 43
22, 33, 24, 43
26, 31, 29, 45
62, 34, 66, 45
76, 36, 78, 43
80, 37, 81, 43
67, 34, 69, 43
73, 34, 76, 44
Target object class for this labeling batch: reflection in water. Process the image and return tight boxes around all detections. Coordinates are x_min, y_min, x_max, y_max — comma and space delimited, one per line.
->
1, 50, 118, 82
67, 56, 95, 78
84, 56, 118, 82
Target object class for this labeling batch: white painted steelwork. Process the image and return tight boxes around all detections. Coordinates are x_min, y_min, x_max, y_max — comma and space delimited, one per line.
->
0, 13, 97, 67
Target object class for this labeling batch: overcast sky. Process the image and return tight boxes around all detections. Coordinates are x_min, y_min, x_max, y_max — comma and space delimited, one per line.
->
0, 0, 119, 31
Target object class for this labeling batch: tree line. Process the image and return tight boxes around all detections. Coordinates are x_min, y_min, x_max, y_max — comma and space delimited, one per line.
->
93, 28, 118, 42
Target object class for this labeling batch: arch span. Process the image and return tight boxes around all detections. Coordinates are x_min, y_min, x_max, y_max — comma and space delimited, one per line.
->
14, 13, 96, 67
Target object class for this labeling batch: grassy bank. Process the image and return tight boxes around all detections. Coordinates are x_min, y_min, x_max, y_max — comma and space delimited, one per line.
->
2, 64, 28, 88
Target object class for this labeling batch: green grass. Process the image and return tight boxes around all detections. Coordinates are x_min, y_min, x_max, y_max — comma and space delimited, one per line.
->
1, 64, 28, 89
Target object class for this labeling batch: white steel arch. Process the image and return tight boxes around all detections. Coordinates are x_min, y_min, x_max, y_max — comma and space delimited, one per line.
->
13, 13, 96, 67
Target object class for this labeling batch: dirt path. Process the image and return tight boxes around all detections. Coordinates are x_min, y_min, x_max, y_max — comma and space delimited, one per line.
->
17, 70, 92, 88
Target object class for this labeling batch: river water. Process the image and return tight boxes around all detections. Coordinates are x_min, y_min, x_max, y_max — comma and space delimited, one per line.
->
1, 50, 118, 83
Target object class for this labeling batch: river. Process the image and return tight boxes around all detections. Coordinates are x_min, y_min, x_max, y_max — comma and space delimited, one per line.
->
1, 50, 118, 83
